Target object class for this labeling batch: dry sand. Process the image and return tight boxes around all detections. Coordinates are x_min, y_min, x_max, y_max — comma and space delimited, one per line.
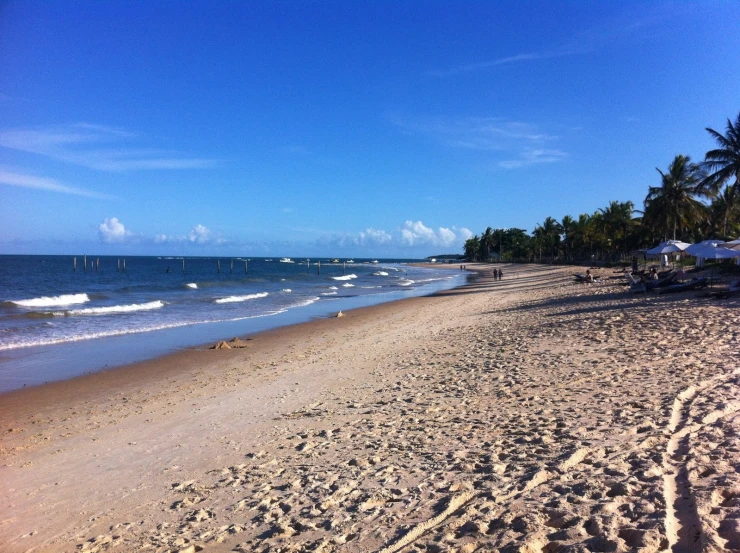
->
1, 263, 739, 553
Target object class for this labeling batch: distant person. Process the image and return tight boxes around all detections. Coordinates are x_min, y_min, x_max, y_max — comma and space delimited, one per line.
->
584, 269, 594, 283
650, 268, 659, 280
499, 268, 503, 280
632, 256, 638, 273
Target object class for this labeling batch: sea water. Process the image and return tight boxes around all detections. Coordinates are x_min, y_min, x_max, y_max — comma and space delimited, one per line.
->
0, 255, 467, 391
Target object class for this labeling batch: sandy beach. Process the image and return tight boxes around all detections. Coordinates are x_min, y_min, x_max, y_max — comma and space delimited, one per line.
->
1, 263, 739, 553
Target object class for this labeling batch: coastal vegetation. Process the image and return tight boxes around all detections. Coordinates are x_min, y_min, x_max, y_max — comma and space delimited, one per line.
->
464, 112, 740, 263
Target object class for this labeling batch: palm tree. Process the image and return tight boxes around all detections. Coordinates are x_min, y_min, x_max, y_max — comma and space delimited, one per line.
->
643, 154, 707, 241
710, 183, 740, 237
463, 236, 481, 261
480, 227, 496, 261
699, 112, 740, 196
598, 200, 634, 254
560, 215, 574, 261
534, 217, 562, 260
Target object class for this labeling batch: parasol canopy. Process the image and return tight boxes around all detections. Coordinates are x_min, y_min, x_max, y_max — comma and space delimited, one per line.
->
646, 240, 691, 255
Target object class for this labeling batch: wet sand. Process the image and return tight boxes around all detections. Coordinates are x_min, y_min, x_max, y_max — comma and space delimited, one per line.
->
1, 263, 739, 553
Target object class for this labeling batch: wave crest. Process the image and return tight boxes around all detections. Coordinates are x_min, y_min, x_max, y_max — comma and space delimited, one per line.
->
214, 292, 269, 304
331, 274, 357, 281
58, 301, 165, 316
11, 293, 90, 308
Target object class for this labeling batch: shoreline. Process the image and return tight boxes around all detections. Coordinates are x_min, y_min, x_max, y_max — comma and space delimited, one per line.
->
2, 263, 739, 553
0, 263, 470, 394
0, 263, 481, 409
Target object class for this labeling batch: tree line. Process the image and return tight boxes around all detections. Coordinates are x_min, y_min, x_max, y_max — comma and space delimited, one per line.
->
464, 112, 740, 263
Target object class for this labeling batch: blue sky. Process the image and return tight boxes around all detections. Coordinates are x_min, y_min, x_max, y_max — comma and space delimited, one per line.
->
1, 1, 738, 258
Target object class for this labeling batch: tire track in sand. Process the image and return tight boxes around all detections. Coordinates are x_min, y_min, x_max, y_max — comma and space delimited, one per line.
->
662, 367, 740, 553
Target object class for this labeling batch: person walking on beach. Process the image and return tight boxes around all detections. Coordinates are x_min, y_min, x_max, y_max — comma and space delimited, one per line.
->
498, 268, 503, 279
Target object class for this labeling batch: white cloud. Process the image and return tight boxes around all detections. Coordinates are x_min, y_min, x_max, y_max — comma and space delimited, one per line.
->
317, 221, 470, 253
0, 123, 215, 172
458, 227, 474, 241
188, 224, 212, 244
0, 168, 114, 199
359, 228, 392, 245
400, 221, 472, 247
400, 220, 437, 246
98, 217, 130, 243
437, 227, 457, 245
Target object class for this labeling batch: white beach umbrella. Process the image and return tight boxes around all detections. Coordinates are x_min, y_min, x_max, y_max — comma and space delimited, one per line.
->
694, 247, 740, 259
685, 239, 725, 256
685, 241, 740, 271
646, 240, 691, 255
723, 238, 740, 250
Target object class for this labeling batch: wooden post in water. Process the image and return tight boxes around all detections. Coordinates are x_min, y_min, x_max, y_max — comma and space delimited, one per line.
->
96, 258, 100, 271
182, 258, 185, 272
317, 260, 320, 275
230, 259, 233, 273
123, 259, 126, 272
217, 260, 221, 273
73, 257, 77, 272
84, 255, 87, 272
244, 260, 248, 274
117, 259, 120, 272
307, 259, 310, 273
343, 261, 346, 275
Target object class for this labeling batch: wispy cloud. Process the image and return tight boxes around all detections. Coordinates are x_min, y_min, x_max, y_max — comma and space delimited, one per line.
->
0, 168, 115, 199
392, 115, 566, 169
428, 47, 586, 77
499, 148, 568, 169
0, 123, 216, 172
429, 15, 655, 78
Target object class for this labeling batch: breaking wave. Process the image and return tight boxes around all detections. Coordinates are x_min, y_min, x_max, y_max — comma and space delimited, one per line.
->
214, 292, 269, 304
331, 274, 357, 281
55, 301, 165, 316
10, 293, 90, 308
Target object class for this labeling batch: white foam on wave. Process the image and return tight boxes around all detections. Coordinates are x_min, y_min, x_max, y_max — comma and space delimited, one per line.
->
331, 274, 357, 281
186, 283, 198, 289
321, 291, 338, 296
214, 292, 269, 304
289, 296, 320, 308
373, 271, 389, 276
11, 293, 90, 308
399, 279, 415, 286
56, 301, 165, 316
342, 283, 355, 288
329, 286, 338, 290
0, 310, 287, 351
281, 289, 292, 293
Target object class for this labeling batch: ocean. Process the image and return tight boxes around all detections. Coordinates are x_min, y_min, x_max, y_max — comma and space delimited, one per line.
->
0, 255, 467, 392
